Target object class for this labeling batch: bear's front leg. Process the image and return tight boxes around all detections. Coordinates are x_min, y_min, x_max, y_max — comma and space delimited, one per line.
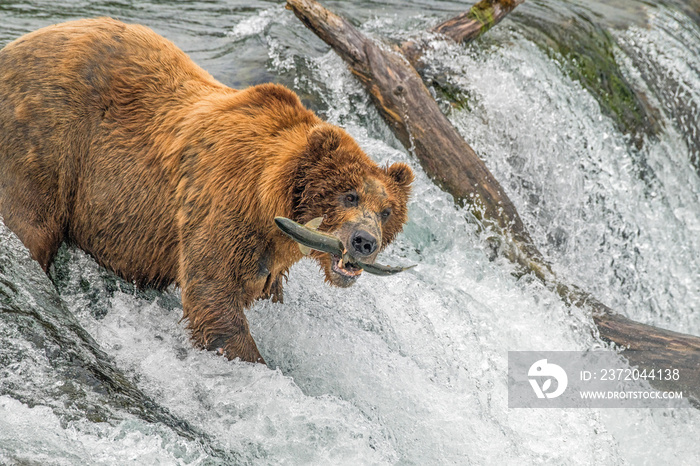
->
178, 220, 266, 364
180, 273, 265, 364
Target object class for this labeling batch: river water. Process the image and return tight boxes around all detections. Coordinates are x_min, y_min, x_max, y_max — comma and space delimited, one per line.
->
1, 0, 699, 464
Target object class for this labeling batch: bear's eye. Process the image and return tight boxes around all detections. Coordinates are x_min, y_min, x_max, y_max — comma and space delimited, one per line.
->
344, 192, 358, 207
381, 207, 392, 220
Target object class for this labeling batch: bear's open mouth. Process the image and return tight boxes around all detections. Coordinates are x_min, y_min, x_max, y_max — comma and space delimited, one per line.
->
331, 254, 362, 277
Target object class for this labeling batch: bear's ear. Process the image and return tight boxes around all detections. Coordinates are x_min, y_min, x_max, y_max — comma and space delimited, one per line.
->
306, 124, 342, 164
385, 162, 414, 190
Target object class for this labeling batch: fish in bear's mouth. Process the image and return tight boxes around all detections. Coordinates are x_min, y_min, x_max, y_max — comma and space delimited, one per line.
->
273, 216, 416, 277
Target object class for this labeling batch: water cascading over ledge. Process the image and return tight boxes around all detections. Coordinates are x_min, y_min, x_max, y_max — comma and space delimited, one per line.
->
1, 0, 699, 464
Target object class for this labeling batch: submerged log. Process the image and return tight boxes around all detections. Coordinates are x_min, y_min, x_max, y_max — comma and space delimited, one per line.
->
286, 0, 700, 406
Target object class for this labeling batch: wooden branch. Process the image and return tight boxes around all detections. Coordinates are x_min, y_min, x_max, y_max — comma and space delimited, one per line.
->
286, 0, 700, 406
401, 0, 525, 70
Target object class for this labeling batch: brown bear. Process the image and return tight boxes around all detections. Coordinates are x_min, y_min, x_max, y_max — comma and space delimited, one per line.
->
0, 18, 413, 364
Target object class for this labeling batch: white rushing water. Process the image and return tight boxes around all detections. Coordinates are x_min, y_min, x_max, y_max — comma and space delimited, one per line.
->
1, 2, 700, 465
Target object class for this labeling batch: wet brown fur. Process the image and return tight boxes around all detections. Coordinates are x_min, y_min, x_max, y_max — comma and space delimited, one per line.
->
0, 18, 413, 363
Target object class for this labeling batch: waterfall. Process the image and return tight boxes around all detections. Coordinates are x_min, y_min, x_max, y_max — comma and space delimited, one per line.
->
1, 1, 698, 463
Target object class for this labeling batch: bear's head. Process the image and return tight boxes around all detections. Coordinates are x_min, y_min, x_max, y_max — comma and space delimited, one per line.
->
294, 124, 414, 287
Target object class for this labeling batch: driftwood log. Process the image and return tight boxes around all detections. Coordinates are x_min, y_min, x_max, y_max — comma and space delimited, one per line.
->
286, 0, 700, 406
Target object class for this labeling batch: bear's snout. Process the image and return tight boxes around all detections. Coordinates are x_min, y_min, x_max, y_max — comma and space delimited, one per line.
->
350, 230, 377, 257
